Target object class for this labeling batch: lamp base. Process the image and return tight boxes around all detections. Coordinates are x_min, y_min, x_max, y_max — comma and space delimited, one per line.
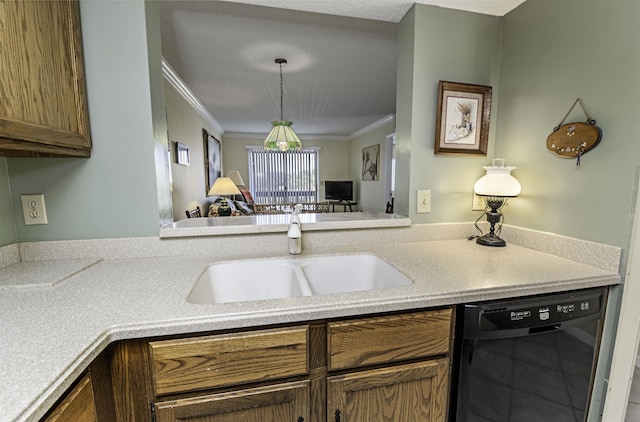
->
476, 233, 507, 247
217, 198, 232, 217
217, 206, 231, 216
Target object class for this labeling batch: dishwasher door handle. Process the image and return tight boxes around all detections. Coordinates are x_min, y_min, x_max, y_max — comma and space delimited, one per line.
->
529, 324, 561, 335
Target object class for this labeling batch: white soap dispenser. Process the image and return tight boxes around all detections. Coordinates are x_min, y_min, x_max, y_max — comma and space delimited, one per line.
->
288, 222, 302, 255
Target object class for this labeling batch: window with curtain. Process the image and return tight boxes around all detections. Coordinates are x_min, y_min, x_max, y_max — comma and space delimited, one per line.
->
248, 148, 319, 204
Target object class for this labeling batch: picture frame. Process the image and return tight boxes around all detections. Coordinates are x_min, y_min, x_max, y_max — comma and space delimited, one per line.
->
362, 144, 380, 181
434, 81, 492, 155
175, 141, 190, 165
203, 129, 222, 196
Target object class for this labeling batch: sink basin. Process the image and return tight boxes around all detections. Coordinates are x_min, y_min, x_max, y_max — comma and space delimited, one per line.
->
188, 260, 312, 304
300, 254, 412, 295
187, 254, 412, 304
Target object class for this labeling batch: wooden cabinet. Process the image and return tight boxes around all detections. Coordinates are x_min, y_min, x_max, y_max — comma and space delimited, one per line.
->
327, 359, 449, 421
41, 354, 116, 422
326, 310, 452, 371
43, 374, 98, 422
326, 310, 452, 422
0, 0, 91, 157
107, 308, 454, 422
154, 380, 310, 422
147, 326, 310, 422
149, 326, 309, 396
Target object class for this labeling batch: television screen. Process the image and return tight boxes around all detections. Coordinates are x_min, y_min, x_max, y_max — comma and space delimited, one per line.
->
325, 181, 353, 201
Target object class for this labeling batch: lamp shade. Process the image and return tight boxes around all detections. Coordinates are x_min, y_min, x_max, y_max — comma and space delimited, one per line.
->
474, 164, 521, 197
227, 170, 245, 186
264, 120, 303, 151
208, 177, 241, 196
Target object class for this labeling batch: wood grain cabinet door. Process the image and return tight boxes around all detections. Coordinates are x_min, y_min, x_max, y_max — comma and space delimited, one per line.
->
43, 374, 98, 422
154, 380, 310, 422
0, 0, 91, 157
326, 359, 449, 422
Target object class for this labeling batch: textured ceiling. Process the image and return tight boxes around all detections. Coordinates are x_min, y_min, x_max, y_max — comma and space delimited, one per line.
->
159, 0, 526, 139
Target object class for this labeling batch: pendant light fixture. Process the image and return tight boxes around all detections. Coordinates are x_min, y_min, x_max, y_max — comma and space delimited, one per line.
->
264, 58, 303, 151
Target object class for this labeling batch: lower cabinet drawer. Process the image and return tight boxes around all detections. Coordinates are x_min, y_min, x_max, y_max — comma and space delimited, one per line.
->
154, 380, 310, 422
327, 309, 452, 371
149, 326, 309, 395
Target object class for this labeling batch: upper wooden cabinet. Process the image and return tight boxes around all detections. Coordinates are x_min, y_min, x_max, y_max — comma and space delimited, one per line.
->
0, 0, 92, 157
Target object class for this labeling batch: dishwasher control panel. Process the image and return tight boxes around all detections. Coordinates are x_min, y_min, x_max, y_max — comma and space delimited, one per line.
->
473, 290, 603, 331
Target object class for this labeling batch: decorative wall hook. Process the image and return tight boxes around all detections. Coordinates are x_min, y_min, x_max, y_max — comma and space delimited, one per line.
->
546, 98, 602, 165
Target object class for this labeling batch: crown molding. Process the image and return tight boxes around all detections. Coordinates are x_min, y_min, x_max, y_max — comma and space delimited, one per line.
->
162, 58, 225, 136
349, 114, 395, 139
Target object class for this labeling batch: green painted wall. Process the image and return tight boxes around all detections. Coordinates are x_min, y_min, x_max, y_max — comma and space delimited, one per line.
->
164, 80, 221, 220
6, 0, 161, 241
496, 0, 640, 247
0, 158, 16, 246
396, 5, 502, 222
350, 121, 396, 212
1, 0, 636, 247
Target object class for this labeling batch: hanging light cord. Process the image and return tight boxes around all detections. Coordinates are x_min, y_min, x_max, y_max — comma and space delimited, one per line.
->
275, 58, 287, 121
279, 62, 284, 120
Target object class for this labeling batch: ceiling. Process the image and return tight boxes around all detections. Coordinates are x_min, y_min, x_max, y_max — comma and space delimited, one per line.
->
159, 0, 526, 140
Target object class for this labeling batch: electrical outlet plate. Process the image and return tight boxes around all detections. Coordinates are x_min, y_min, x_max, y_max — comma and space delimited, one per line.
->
417, 189, 431, 213
21, 194, 48, 225
472, 193, 485, 211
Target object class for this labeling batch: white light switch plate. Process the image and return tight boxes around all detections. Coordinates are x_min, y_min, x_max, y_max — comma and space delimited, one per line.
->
21, 194, 48, 225
417, 190, 431, 213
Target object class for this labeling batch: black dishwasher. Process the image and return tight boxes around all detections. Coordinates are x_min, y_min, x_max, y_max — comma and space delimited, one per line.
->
450, 287, 606, 422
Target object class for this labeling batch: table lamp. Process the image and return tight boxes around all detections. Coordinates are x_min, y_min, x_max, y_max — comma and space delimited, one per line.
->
227, 170, 245, 187
473, 159, 521, 247
208, 177, 241, 216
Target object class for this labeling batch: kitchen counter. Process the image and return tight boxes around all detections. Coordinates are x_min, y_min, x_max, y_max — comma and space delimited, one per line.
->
0, 237, 621, 422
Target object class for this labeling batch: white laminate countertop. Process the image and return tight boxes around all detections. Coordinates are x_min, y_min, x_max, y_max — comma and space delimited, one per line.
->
159, 211, 411, 237
0, 239, 620, 422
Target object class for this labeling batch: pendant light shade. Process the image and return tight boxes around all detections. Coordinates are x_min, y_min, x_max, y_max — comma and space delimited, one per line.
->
264, 120, 303, 151
264, 58, 302, 151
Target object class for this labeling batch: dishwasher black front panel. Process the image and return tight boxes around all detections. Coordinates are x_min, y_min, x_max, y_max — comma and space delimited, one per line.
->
451, 288, 605, 422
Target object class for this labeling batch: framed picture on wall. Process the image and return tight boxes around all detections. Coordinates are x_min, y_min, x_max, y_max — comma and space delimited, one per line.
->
362, 144, 380, 181
203, 129, 222, 196
434, 81, 492, 155
175, 142, 190, 165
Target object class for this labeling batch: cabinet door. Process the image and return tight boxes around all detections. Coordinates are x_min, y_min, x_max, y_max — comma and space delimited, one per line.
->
0, 0, 91, 157
326, 359, 449, 422
43, 374, 97, 422
154, 380, 310, 422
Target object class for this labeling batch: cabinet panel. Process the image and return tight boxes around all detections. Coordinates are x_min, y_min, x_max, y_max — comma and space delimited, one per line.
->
43, 374, 97, 422
150, 326, 309, 395
0, 0, 91, 157
154, 380, 309, 422
326, 359, 449, 422
327, 309, 452, 371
